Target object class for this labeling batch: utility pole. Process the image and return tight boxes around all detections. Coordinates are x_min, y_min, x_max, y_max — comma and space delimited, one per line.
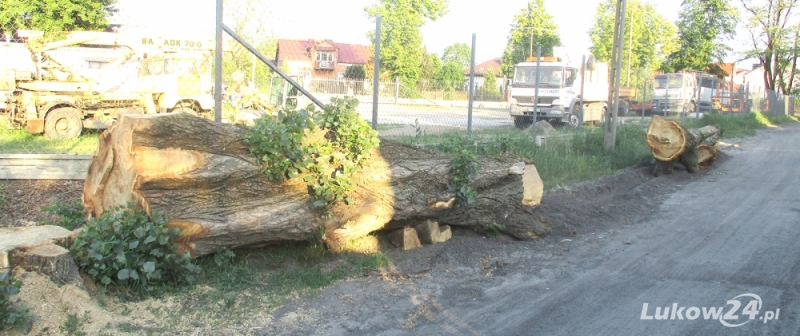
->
531, 46, 541, 137
529, 29, 533, 58
372, 15, 381, 130
604, 0, 627, 151
214, 0, 223, 123
627, 14, 633, 86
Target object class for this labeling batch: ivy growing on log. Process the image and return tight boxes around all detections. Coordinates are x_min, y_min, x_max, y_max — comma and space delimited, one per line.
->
244, 97, 380, 209
448, 149, 480, 208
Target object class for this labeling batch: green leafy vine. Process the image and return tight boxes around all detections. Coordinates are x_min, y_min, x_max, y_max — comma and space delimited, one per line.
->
449, 148, 480, 208
244, 97, 380, 209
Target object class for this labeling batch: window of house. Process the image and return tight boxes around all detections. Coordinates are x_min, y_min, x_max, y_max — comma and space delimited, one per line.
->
316, 52, 335, 63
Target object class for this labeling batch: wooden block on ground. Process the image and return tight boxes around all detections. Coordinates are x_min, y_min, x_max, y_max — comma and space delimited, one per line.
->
0, 225, 73, 269
389, 227, 422, 251
437, 225, 452, 243
9, 244, 85, 289
414, 220, 441, 245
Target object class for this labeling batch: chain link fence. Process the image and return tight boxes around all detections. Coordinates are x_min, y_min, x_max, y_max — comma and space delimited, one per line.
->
1, 4, 796, 159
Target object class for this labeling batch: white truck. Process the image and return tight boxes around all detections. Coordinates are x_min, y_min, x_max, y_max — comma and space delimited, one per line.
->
509, 56, 616, 128
651, 73, 699, 115
1, 30, 216, 138
651, 72, 748, 115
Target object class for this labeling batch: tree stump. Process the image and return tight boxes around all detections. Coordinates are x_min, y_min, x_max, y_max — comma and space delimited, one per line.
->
646, 116, 721, 176
82, 113, 546, 256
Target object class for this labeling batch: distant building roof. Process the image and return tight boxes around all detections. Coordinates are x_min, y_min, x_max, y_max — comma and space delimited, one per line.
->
276, 39, 371, 65
465, 58, 502, 76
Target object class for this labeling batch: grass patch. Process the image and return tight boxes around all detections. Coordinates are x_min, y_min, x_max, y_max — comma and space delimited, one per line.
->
376, 123, 406, 131
680, 112, 798, 138
396, 125, 652, 189
397, 112, 798, 189
59, 311, 89, 336
138, 243, 389, 331
0, 128, 99, 154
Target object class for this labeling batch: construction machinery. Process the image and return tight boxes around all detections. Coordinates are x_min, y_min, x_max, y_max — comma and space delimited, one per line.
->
1, 29, 215, 138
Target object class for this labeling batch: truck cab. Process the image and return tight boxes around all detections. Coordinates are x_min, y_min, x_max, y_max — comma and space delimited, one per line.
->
509, 59, 578, 128
509, 57, 609, 128
652, 73, 697, 115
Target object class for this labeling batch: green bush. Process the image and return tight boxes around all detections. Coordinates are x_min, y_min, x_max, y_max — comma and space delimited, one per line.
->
70, 203, 201, 293
244, 108, 315, 182
244, 97, 379, 209
42, 200, 86, 230
1, 276, 28, 330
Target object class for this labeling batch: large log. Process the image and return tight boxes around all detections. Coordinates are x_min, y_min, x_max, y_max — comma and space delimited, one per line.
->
646, 116, 720, 176
82, 113, 544, 256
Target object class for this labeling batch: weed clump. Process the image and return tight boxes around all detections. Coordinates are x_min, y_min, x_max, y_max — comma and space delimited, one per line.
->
70, 202, 201, 294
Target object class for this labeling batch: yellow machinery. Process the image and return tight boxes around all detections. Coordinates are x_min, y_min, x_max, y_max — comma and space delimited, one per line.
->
1, 29, 217, 138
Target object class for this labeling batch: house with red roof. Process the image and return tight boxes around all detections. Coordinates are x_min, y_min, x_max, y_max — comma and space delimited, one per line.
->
275, 39, 371, 79
464, 58, 505, 92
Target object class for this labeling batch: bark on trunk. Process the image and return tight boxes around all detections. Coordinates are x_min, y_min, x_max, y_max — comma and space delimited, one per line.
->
647, 116, 721, 176
82, 113, 543, 256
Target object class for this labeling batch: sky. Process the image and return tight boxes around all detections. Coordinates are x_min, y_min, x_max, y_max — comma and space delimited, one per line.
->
112, 0, 687, 65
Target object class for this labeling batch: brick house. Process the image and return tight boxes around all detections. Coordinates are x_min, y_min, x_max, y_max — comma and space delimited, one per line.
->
275, 39, 371, 79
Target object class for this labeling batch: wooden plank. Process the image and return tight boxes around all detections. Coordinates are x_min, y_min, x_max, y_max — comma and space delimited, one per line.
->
0, 154, 92, 180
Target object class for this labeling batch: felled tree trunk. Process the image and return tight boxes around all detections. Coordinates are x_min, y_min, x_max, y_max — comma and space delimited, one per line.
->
646, 115, 721, 176
82, 113, 544, 256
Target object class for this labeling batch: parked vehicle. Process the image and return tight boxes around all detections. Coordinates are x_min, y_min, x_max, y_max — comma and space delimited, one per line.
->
1, 30, 215, 138
651, 70, 749, 115
508, 56, 634, 128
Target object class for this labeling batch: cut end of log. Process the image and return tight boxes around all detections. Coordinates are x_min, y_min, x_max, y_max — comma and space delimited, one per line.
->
697, 145, 720, 169
647, 116, 687, 161
522, 164, 544, 207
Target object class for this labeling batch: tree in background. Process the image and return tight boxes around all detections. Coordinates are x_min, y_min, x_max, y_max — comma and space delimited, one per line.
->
662, 0, 738, 75
420, 51, 443, 81
223, 0, 277, 92
433, 62, 465, 87
481, 69, 501, 100
365, 0, 449, 90
442, 42, 472, 69
433, 61, 465, 99
0, 0, 117, 35
500, 0, 561, 77
344, 64, 367, 94
344, 64, 367, 80
741, 0, 799, 95
589, 0, 678, 89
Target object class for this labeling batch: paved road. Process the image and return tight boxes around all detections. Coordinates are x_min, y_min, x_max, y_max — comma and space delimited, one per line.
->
410, 123, 800, 335
355, 104, 513, 129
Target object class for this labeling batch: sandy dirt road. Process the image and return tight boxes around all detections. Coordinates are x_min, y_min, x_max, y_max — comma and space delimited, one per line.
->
264, 123, 800, 336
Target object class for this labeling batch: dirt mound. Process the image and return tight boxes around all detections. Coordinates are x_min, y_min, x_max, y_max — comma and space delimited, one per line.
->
525, 120, 557, 136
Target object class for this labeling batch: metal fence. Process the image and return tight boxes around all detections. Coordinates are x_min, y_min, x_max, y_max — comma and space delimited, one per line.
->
0, 2, 796, 158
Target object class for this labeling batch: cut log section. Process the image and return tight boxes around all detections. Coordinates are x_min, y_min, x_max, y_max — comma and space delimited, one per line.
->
646, 116, 721, 176
82, 113, 545, 256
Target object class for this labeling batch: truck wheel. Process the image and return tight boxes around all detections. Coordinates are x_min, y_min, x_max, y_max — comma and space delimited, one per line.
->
44, 107, 83, 139
513, 116, 532, 129
172, 102, 199, 115
566, 114, 580, 128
